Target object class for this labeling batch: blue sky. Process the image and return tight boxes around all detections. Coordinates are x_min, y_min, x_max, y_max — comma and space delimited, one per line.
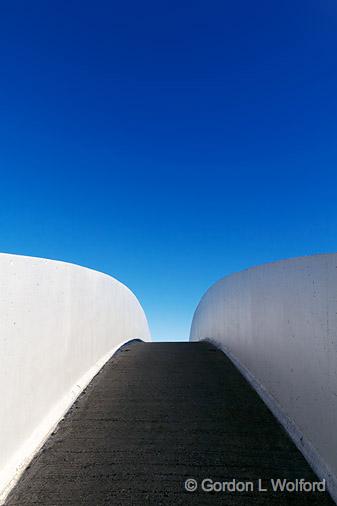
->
0, 1, 337, 340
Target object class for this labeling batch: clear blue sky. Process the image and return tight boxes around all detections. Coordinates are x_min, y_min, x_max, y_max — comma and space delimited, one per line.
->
0, 1, 337, 340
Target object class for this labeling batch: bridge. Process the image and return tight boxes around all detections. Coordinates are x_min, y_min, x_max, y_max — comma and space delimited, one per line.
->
0, 253, 336, 504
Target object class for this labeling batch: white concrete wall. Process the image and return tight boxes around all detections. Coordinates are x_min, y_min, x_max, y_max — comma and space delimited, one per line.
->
190, 253, 337, 503
0, 253, 150, 502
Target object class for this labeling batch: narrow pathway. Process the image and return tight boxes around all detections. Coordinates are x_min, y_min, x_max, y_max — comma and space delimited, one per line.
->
6, 341, 335, 505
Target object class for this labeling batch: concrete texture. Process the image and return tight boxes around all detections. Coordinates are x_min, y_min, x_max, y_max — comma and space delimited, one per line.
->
190, 253, 337, 501
5, 341, 335, 505
0, 253, 150, 501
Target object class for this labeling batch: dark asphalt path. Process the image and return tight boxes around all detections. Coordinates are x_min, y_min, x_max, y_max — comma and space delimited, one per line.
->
6, 341, 335, 505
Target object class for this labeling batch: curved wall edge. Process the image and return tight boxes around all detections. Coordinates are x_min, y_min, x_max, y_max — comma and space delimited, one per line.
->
190, 253, 337, 504
0, 253, 151, 503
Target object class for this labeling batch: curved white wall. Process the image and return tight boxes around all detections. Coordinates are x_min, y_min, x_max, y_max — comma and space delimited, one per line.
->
0, 253, 150, 502
190, 253, 337, 502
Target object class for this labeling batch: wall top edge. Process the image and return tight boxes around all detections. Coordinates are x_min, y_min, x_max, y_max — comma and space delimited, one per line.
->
210, 251, 337, 290
0, 251, 123, 283
0, 251, 140, 300
191, 251, 337, 321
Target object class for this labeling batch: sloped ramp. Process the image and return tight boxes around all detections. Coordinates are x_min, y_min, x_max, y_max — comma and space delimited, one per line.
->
5, 341, 335, 505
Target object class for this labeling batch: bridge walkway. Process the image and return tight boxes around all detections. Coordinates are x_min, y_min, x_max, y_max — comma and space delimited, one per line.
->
5, 341, 335, 505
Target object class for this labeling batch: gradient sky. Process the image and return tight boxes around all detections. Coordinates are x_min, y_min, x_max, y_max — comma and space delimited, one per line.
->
0, 1, 337, 340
